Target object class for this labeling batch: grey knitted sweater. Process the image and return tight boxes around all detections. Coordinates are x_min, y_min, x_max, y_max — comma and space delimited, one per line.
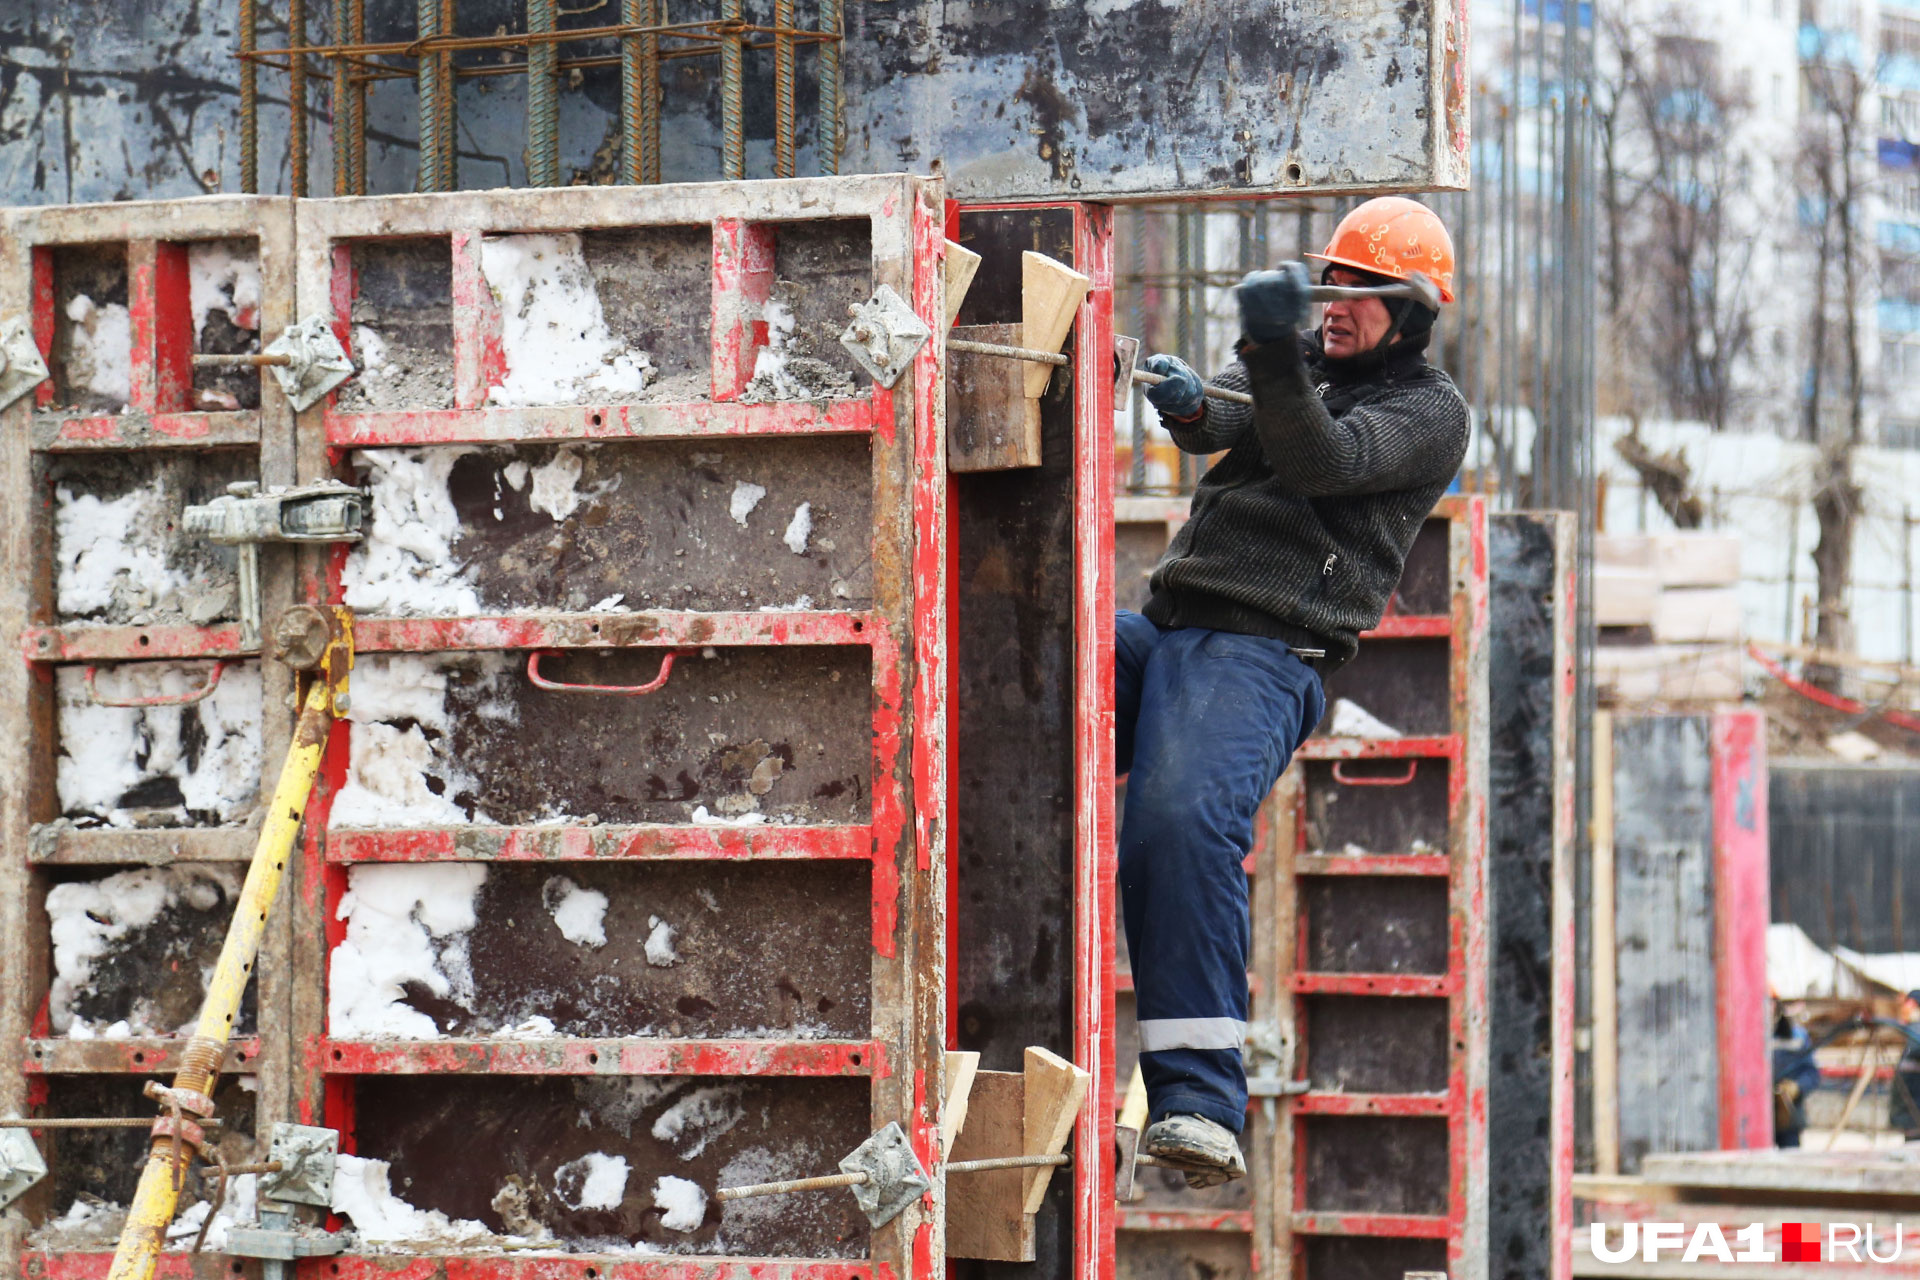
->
1142, 333, 1470, 669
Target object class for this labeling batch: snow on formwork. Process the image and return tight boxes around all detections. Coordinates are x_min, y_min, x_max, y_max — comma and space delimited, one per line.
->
527, 447, 588, 521
644, 916, 677, 968
742, 295, 856, 402
45, 865, 241, 1035
329, 653, 513, 827
782, 503, 812, 555
64, 293, 132, 404
480, 234, 655, 406
651, 1085, 746, 1160
186, 241, 261, 345
167, 1173, 256, 1250
341, 448, 483, 617
330, 1153, 495, 1249
56, 662, 262, 828
328, 862, 487, 1039
653, 1177, 708, 1233
55, 484, 193, 621
554, 1152, 629, 1211
729, 481, 766, 526
544, 875, 609, 948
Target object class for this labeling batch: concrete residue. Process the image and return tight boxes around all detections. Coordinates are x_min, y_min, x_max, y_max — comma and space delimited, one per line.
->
644, 916, 678, 967
742, 294, 856, 402
650, 1085, 746, 1160
187, 241, 261, 346
729, 481, 766, 526
480, 233, 655, 406
55, 482, 232, 624
652, 1176, 708, 1232
57, 661, 262, 828
328, 863, 487, 1039
330, 1153, 495, 1248
527, 447, 588, 521
782, 502, 813, 555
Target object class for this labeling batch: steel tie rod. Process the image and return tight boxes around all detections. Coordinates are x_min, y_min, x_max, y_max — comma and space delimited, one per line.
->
947, 337, 1253, 407
715, 1152, 1072, 1203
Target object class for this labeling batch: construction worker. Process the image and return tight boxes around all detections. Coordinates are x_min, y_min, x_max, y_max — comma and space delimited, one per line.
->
1121, 197, 1469, 1186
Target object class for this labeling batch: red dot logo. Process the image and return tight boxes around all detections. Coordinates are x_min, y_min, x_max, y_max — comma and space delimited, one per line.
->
1783, 1222, 1823, 1263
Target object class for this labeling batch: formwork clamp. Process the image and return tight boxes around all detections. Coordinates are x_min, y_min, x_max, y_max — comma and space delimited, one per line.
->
840, 286, 931, 389
182, 482, 367, 652
0, 317, 50, 413
260, 315, 356, 411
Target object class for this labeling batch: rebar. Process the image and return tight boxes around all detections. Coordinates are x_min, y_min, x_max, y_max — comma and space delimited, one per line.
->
618, 0, 656, 184
528, 0, 560, 186
350, 0, 366, 193
773, 0, 796, 178
439, 0, 458, 190
415, 0, 446, 191
289, 0, 307, 196
239, 0, 258, 192
331, 0, 351, 194
720, 0, 744, 180
818, 0, 841, 174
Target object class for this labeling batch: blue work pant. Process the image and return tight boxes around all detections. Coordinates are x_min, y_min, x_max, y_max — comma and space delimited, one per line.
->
1115, 611, 1325, 1132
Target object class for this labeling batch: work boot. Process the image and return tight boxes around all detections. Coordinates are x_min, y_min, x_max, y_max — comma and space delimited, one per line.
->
1144, 1114, 1246, 1189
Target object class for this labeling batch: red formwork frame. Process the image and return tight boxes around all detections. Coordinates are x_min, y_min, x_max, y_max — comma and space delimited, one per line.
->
0, 195, 303, 1279
1710, 707, 1769, 1154
1273, 494, 1489, 1280
284, 175, 950, 1280
944, 198, 1116, 1280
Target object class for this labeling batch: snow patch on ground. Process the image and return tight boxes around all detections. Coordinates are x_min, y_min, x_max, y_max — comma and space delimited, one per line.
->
480, 234, 654, 406
782, 503, 812, 555
651, 1086, 745, 1160
554, 1152, 629, 1211
57, 662, 262, 828
64, 293, 132, 404
644, 916, 677, 967
187, 241, 261, 345
330, 653, 513, 827
46, 865, 240, 1035
341, 447, 482, 617
653, 1176, 707, 1232
544, 876, 609, 948
729, 481, 766, 526
331, 1153, 495, 1247
328, 863, 486, 1038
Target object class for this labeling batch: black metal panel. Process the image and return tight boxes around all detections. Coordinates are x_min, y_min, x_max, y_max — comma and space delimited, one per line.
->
1770, 762, 1920, 954
1300, 1115, 1448, 1215
1303, 877, 1449, 975
1303, 995, 1449, 1093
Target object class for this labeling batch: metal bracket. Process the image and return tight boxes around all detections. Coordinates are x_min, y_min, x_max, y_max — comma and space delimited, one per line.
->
839, 286, 932, 389
0, 1126, 48, 1212
226, 1205, 347, 1263
838, 1121, 931, 1229
261, 1124, 339, 1208
0, 318, 50, 414
1245, 1076, 1312, 1098
262, 315, 355, 412
182, 481, 367, 651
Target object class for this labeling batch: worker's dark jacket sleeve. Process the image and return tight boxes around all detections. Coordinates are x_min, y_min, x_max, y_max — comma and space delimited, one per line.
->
1145, 331, 1470, 670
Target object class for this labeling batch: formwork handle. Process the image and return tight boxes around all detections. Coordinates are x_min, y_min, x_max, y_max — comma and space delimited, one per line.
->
1329, 759, 1418, 787
525, 649, 688, 695
84, 662, 226, 708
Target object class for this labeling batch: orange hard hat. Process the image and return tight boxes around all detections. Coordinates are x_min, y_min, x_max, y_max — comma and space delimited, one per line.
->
1306, 196, 1456, 305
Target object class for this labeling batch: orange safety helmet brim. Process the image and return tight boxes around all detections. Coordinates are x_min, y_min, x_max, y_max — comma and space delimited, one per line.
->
1305, 196, 1457, 305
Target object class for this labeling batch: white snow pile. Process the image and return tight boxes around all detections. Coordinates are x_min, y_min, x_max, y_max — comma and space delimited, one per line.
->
341, 447, 483, 617
328, 862, 486, 1038
690, 805, 767, 826
651, 1086, 745, 1160
528, 447, 587, 521
167, 1173, 256, 1249
480, 233, 654, 406
64, 292, 132, 404
46, 865, 240, 1036
554, 1152, 629, 1211
644, 916, 677, 968
1329, 697, 1401, 740
544, 875, 608, 948
187, 241, 261, 345
55, 484, 187, 620
652, 1176, 708, 1233
781, 503, 812, 555
330, 1153, 494, 1248
329, 653, 512, 827
57, 662, 262, 828
729, 481, 766, 527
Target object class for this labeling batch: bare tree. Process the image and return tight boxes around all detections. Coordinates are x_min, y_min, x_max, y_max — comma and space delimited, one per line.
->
1799, 22, 1875, 678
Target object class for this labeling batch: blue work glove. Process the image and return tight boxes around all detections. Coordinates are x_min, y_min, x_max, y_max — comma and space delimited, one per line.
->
1236, 262, 1313, 346
1143, 353, 1205, 421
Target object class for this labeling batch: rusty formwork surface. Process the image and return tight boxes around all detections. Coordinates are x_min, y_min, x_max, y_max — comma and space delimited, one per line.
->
0, 174, 952, 1280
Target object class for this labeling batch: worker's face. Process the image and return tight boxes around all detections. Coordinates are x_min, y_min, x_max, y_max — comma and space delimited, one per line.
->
1320, 268, 1396, 358
1904, 996, 1919, 1023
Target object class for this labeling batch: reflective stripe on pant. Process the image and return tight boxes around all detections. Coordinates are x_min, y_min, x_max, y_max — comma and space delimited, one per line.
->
1116, 610, 1324, 1133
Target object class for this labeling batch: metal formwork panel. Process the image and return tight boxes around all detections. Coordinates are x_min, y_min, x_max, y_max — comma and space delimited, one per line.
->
0, 194, 301, 1272
1272, 494, 1489, 1280
0, 176, 949, 1280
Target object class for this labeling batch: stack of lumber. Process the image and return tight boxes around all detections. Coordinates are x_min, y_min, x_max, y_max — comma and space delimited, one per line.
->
1594, 532, 1745, 703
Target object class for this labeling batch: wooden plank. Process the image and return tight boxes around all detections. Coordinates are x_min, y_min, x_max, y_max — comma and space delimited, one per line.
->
946, 322, 1041, 471
1592, 710, 1620, 1177
1118, 1063, 1148, 1132
1021, 1045, 1090, 1212
943, 240, 981, 328
946, 1069, 1034, 1262
943, 1049, 981, 1157
1019, 252, 1091, 399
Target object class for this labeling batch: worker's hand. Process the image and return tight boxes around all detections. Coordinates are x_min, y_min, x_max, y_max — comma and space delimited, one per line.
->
1236, 262, 1313, 346
1143, 354, 1205, 421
